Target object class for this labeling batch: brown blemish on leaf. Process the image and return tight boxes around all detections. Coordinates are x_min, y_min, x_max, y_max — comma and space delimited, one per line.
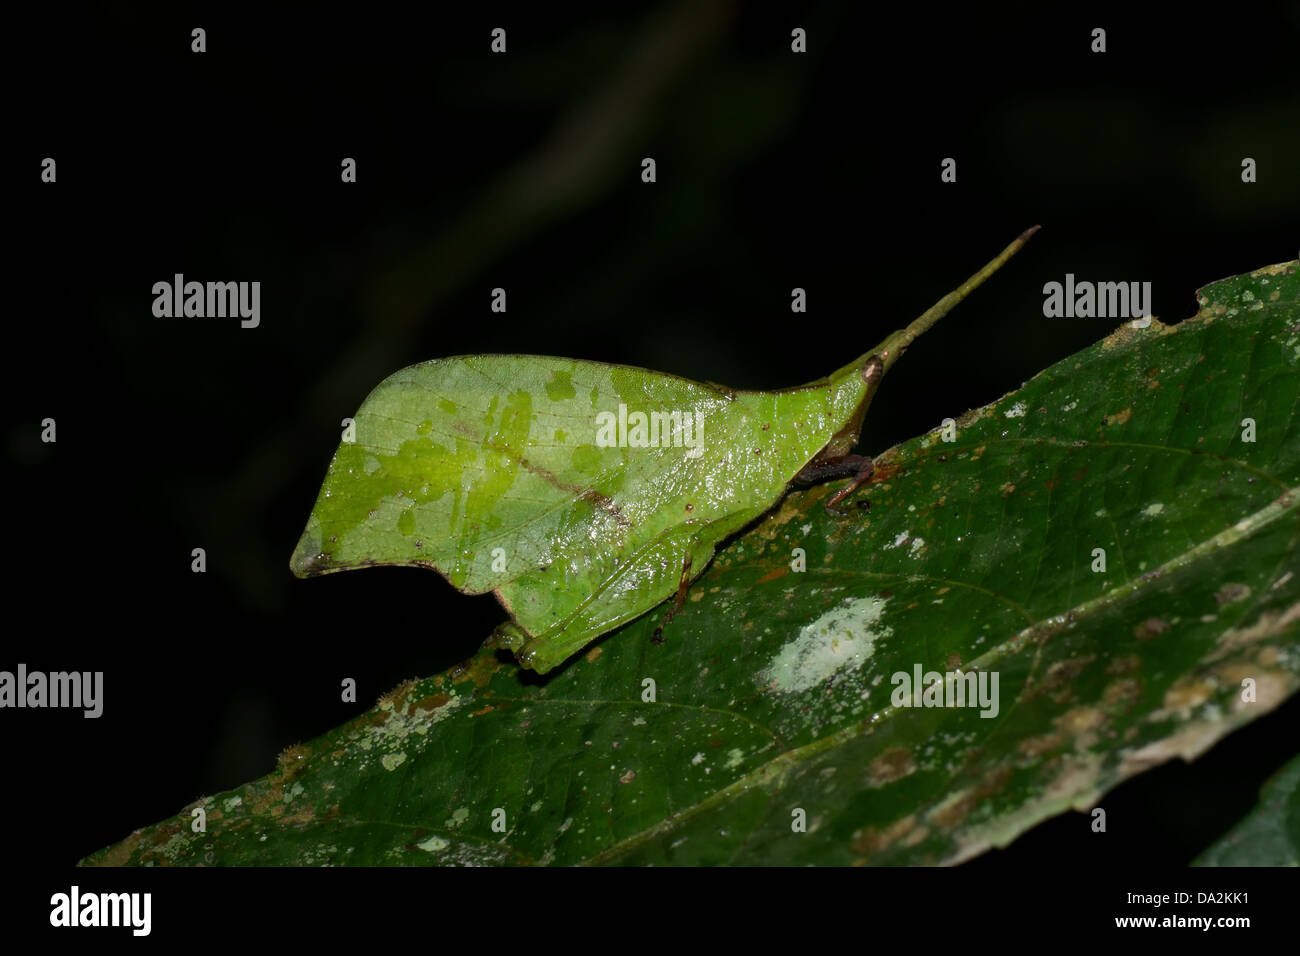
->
929, 768, 1013, 830
94, 834, 138, 867
378, 677, 420, 710
413, 693, 452, 713
1019, 732, 1066, 758
1205, 610, 1286, 657
901, 823, 930, 847
452, 653, 501, 688
757, 566, 789, 585
585, 646, 604, 663
281, 803, 317, 826
1160, 678, 1214, 714
1213, 582, 1252, 606
1104, 407, 1133, 426
1213, 662, 1257, 687
276, 743, 312, 782
245, 783, 283, 819
930, 766, 1014, 830
1102, 678, 1141, 711
1133, 617, 1170, 641
851, 814, 918, 857
868, 461, 903, 485
1042, 752, 1105, 807
1100, 316, 1171, 350
866, 747, 916, 787
472, 705, 496, 717
1106, 654, 1141, 676
619, 769, 636, 784
956, 404, 993, 429
1024, 656, 1096, 701
755, 498, 803, 540
1248, 261, 1296, 279
1056, 706, 1106, 736
1120, 719, 1236, 777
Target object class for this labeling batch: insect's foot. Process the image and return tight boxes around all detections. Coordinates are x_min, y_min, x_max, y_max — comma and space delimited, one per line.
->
486, 621, 528, 652
513, 634, 570, 675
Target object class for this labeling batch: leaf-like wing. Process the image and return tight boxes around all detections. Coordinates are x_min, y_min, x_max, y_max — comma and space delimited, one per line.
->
290, 355, 857, 624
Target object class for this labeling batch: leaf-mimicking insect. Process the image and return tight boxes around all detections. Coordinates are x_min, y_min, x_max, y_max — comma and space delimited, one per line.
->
290, 228, 1039, 673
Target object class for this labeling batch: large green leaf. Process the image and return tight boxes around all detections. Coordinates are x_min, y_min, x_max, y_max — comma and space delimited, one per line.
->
85, 261, 1299, 866
1193, 752, 1300, 866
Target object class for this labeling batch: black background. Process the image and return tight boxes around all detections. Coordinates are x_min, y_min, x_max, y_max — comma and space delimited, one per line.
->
6, 0, 1299, 887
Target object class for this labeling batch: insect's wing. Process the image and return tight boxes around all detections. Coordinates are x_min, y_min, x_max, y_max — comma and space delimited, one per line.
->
291, 353, 861, 661
290, 355, 727, 597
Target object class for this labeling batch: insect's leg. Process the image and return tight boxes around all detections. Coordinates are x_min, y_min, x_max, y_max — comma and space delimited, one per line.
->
651, 551, 694, 645
794, 454, 876, 514
485, 620, 529, 652
513, 509, 766, 671
822, 455, 876, 515
793, 454, 870, 485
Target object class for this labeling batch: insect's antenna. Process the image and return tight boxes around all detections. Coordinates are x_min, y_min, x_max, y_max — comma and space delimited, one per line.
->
877, 225, 1040, 371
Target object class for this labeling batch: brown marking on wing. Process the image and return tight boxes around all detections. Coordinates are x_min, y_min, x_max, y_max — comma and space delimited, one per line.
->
484, 440, 631, 527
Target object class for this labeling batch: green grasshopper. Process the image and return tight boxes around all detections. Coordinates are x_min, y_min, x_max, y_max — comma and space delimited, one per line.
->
291, 227, 1038, 672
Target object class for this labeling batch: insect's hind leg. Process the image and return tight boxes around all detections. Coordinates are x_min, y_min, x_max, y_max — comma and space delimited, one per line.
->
508, 529, 714, 673
485, 620, 529, 653
795, 454, 876, 515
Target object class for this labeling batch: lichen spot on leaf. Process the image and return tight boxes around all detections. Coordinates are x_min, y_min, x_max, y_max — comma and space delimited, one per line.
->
761, 595, 892, 694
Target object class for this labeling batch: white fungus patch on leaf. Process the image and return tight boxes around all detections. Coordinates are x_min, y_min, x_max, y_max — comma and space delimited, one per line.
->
761, 595, 892, 694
